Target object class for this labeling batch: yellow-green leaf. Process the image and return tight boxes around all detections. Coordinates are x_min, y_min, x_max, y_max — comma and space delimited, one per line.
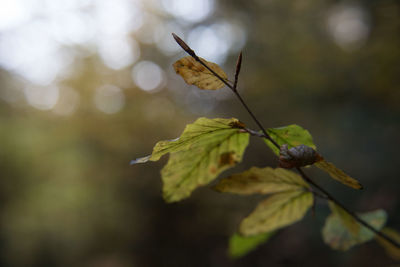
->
173, 56, 228, 90
315, 160, 363, 190
157, 118, 249, 202
322, 209, 387, 251
328, 201, 360, 235
228, 232, 274, 259
214, 167, 309, 195
263, 125, 316, 156
376, 227, 400, 260
240, 190, 313, 236
131, 117, 246, 164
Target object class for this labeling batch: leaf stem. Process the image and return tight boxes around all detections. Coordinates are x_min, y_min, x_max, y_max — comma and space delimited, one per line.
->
172, 33, 400, 249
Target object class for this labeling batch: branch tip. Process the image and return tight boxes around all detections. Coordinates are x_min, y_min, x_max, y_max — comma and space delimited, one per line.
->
236, 52, 243, 75
171, 33, 196, 58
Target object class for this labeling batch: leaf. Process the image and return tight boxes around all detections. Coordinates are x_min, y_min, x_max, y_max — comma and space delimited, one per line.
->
322, 209, 387, 251
264, 125, 316, 156
315, 160, 363, 190
376, 227, 400, 260
131, 117, 246, 164
240, 190, 313, 236
228, 232, 274, 259
156, 118, 249, 202
328, 201, 360, 235
173, 56, 228, 90
214, 167, 309, 195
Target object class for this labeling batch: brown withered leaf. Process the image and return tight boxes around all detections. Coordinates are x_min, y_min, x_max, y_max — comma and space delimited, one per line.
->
173, 56, 228, 90
315, 160, 363, 190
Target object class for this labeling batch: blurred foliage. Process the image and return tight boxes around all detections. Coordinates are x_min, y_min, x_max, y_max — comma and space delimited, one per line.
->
0, 0, 399, 266
229, 232, 274, 259
322, 207, 387, 251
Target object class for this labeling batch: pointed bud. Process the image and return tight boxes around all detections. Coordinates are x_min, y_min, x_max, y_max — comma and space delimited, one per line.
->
235, 52, 242, 78
233, 52, 243, 90
172, 33, 197, 58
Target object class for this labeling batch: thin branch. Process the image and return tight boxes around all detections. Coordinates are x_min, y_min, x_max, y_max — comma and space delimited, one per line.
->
296, 167, 400, 248
234, 52, 242, 91
233, 91, 280, 148
248, 124, 400, 247
171, 33, 279, 148
309, 188, 329, 200
312, 194, 316, 218
172, 33, 400, 249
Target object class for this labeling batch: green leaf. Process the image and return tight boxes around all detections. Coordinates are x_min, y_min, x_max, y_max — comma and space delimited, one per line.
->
157, 118, 249, 202
214, 167, 309, 195
315, 160, 363, 190
131, 117, 246, 164
240, 190, 313, 236
322, 209, 387, 251
375, 227, 400, 260
229, 232, 274, 259
263, 125, 316, 156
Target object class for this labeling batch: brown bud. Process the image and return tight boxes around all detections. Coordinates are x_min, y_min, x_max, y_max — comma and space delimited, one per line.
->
235, 52, 242, 78
279, 144, 321, 168
172, 33, 197, 58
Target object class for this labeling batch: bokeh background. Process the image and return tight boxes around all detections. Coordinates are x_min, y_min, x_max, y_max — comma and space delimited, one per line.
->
0, 0, 399, 266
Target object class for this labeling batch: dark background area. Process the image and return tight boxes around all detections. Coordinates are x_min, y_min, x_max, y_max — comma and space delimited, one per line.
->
0, 0, 399, 266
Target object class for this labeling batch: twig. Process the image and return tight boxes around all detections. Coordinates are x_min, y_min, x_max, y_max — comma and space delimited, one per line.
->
309, 188, 329, 200
233, 52, 242, 90
296, 167, 400, 248
172, 33, 279, 148
172, 33, 400, 249
247, 127, 400, 247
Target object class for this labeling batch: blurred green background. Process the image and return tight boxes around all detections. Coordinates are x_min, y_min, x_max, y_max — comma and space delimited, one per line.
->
0, 0, 399, 266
